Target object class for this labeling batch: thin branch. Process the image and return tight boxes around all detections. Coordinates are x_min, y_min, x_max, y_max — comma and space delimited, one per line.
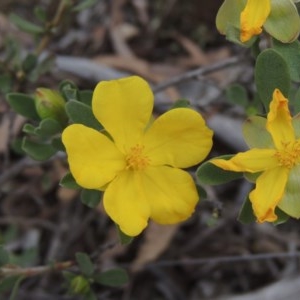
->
153, 55, 245, 93
145, 251, 300, 268
0, 261, 74, 278
0, 152, 66, 187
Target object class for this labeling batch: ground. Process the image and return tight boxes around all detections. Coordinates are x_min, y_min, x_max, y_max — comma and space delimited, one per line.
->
0, 1, 300, 299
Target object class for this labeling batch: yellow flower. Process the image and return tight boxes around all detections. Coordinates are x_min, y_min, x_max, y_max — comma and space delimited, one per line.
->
211, 89, 300, 223
62, 76, 213, 236
240, 0, 271, 42
216, 0, 300, 44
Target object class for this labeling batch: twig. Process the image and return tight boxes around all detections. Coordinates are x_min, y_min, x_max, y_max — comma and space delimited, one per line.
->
0, 261, 74, 278
153, 55, 245, 93
144, 251, 300, 268
0, 216, 56, 231
35, 1, 70, 55
0, 157, 38, 186
0, 152, 66, 187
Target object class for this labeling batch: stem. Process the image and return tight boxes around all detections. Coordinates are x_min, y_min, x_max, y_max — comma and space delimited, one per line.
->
0, 261, 74, 278
153, 55, 245, 93
35, 0, 70, 55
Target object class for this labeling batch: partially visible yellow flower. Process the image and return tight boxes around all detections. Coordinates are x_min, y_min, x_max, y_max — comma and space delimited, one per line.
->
216, 0, 300, 44
211, 89, 300, 223
240, 0, 271, 42
62, 76, 213, 236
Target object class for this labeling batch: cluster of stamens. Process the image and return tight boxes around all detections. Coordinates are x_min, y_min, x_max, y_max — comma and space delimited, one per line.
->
274, 140, 300, 169
125, 144, 150, 170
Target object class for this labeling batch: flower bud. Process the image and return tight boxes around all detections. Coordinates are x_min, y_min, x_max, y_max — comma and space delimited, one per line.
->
71, 275, 90, 295
35, 88, 68, 125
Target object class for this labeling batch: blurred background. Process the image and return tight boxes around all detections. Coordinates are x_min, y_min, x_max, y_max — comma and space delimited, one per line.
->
0, 1, 300, 299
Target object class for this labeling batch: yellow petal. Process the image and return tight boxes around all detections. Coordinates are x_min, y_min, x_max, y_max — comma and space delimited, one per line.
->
249, 167, 289, 222
143, 166, 199, 224
103, 170, 151, 236
92, 76, 153, 153
240, 0, 271, 42
211, 148, 278, 172
266, 89, 295, 149
144, 108, 213, 168
62, 124, 125, 189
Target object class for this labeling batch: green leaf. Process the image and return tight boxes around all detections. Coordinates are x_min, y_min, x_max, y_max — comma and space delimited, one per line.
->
93, 268, 129, 287
226, 84, 248, 107
34, 7, 47, 22
22, 53, 37, 73
63, 271, 77, 282
238, 197, 256, 224
264, 0, 300, 43
22, 123, 37, 135
79, 90, 93, 106
75, 252, 95, 277
59, 80, 79, 101
73, 0, 97, 12
9, 275, 25, 300
0, 74, 13, 93
292, 87, 300, 114
51, 137, 65, 152
0, 246, 9, 266
116, 225, 133, 245
84, 291, 97, 300
242, 116, 273, 148
9, 13, 44, 34
171, 99, 190, 109
292, 112, 300, 138
0, 276, 20, 293
255, 49, 290, 110
273, 39, 300, 82
60, 172, 81, 189
80, 189, 102, 208
70, 275, 90, 295
10, 138, 26, 156
22, 137, 57, 161
196, 155, 243, 185
65, 100, 103, 130
216, 0, 245, 35
196, 184, 207, 199
6, 93, 40, 120
277, 165, 300, 218
34, 118, 62, 137
273, 208, 290, 225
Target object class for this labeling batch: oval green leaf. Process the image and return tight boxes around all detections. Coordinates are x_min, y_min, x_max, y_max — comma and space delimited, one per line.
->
242, 116, 273, 148
196, 155, 244, 185
264, 0, 300, 43
65, 100, 103, 131
255, 49, 290, 110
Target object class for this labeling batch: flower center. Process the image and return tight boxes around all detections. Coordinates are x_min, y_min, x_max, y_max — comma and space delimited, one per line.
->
275, 140, 300, 169
125, 144, 150, 171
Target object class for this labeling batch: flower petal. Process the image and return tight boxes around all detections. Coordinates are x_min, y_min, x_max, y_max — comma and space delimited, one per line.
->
267, 89, 295, 149
92, 76, 153, 152
240, 0, 271, 42
211, 148, 278, 172
62, 124, 125, 189
103, 170, 150, 236
143, 166, 198, 224
144, 108, 213, 168
250, 167, 289, 222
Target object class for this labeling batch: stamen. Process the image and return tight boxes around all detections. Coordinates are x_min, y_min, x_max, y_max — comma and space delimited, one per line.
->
274, 140, 300, 169
126, 144, 150, 170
